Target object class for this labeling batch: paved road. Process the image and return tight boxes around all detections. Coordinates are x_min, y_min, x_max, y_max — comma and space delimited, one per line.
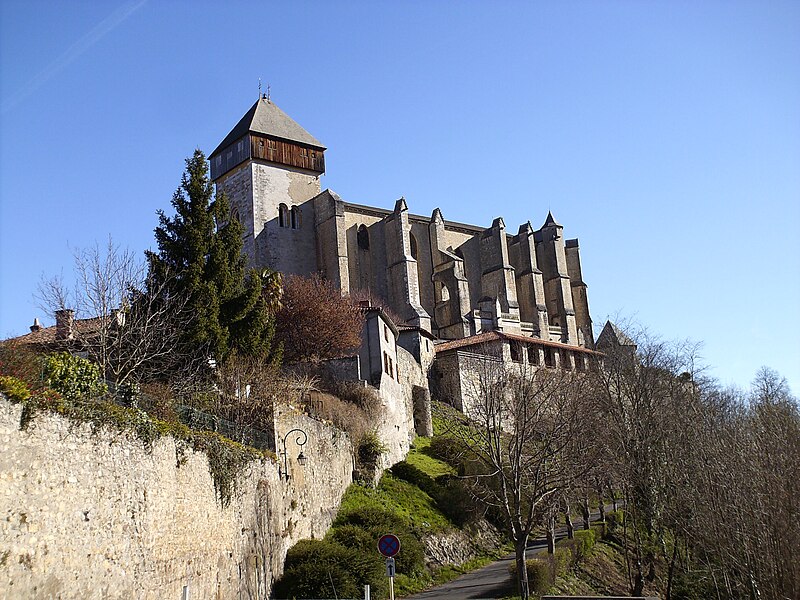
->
404, 508, 610, 600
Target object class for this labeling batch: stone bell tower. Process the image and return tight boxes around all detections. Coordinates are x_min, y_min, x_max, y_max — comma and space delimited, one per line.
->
209, 96, 326, 275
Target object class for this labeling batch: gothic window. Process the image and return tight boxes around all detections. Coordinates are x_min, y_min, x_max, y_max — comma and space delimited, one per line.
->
528, 345, 540, 366
561, 349, 572, 370
278, 203, 289, 228
357, 225, 370, 250
291, 206, 301, 229
409, 233, 418, 260
544, 347, 556, 368
510, 342, 522, 363
440, 282, 450, 302
231, 207, 240, 223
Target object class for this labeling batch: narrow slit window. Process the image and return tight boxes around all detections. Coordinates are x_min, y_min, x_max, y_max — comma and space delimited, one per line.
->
278, 203, 289, 228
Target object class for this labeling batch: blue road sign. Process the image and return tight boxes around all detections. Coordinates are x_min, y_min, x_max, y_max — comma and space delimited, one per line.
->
378, 534, 401, 557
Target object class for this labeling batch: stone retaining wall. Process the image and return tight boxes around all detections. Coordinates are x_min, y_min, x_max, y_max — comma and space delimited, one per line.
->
0, 398, 352, 599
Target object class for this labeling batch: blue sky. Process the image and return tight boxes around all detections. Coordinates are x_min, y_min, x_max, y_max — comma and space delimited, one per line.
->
1, 1, 798, 393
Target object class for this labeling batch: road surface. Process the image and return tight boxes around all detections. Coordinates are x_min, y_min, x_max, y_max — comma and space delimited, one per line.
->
404, 507, 610, 600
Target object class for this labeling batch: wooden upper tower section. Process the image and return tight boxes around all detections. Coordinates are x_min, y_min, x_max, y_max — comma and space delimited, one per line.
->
209, 96, 326, 180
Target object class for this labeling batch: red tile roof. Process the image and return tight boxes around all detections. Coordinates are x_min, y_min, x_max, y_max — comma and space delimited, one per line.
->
434, 330, 601, 355
8, 317, 102, 347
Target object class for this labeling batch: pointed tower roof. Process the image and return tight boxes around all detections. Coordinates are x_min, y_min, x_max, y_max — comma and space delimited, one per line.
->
596, 321, 636, 349
211, 97, 325, 158
542, 211, 562, 228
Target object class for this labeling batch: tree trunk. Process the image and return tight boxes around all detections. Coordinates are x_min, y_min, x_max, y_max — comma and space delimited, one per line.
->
515, 539, 530, 600
665, 535, 679, 600
564, 508, 574, 539
582, 496, 591, 530
547, 515, 556, 554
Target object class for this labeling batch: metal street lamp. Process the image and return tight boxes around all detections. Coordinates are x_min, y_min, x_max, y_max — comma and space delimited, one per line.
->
279, 428, 308, 481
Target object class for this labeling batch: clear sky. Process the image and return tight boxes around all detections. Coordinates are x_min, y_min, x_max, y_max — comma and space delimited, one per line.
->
1, 1, 798, 393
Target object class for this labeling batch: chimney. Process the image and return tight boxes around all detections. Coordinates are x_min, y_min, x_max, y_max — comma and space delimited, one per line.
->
55, 309, 75, 341
30, 318, 42, 332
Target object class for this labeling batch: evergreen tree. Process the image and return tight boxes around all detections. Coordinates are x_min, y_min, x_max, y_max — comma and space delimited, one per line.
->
146, 149, 280, 366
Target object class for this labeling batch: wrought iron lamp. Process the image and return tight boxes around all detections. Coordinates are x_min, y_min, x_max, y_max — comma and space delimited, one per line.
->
279, 428, 308, 481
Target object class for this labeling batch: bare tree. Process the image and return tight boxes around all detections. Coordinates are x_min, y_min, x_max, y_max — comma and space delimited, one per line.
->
441, 351, 597, 599
593, 323, 704, 596
36, 238, 195, 388
276, 273, 363, 363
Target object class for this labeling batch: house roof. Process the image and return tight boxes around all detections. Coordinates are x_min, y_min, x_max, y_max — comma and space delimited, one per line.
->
8, 317, 102, 347
359, 305, 400, 338
210, 98, 325, 158
434, 330, 601, 355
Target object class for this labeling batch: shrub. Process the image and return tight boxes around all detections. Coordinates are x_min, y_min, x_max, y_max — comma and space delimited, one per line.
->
605, 509, 625, 538
508, 557, 555, 595
329, 524, 376, 552
0, 341, 45, 389
433, 474, 478, 526
560, 529, 596, 562
428, 434, 466, 469
575, 529, 596, 552
0, 375, 31, 402
391, 461, 438, 497
335, 505, 399, 532
390, 462, 478, 527
552, 546, 573, 574
272, 539, 385, 599
333, 505, 426, 577
137, 381, 179, 422
329, 380, 381, 418
43, 352, 107, 402
310, 390, 375, 447
356, 430, 387, 480
276, 273, 363, 362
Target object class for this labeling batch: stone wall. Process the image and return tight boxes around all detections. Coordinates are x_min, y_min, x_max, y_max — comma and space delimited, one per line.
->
0, 398, 353, 599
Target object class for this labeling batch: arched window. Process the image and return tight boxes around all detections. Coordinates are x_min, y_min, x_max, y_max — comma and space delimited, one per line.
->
278, 203, 289, 228
357, 225, 370, 250
439, 282, 450, 302
291, 206, 301, 229
409, 233, 418, 260
231, 207, 240, 223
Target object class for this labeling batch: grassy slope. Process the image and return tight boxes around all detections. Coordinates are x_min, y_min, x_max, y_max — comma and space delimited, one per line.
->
325, 431, 507, 597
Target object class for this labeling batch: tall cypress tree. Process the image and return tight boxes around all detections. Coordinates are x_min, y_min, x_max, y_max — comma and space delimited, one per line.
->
146, 149, 279, 366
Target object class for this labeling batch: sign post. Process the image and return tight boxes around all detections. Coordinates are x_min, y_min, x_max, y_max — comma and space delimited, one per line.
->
378, 534, 401, 600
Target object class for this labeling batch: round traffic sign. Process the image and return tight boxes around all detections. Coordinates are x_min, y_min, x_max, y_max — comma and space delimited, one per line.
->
377, 533, 401, 557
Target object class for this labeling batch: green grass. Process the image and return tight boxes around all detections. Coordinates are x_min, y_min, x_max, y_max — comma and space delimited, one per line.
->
338, 471, 452, 533
406, 436, 456, 478
431, 399, 471, 436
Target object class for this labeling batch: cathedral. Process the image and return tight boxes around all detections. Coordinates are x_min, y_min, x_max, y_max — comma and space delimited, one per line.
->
210, 96, 598, 410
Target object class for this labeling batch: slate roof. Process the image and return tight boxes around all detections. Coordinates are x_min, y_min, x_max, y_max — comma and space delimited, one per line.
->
542, 211, 562, 228
434, 331, 600, 355
210, 98, 325, 158
596, 321, 636, 348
